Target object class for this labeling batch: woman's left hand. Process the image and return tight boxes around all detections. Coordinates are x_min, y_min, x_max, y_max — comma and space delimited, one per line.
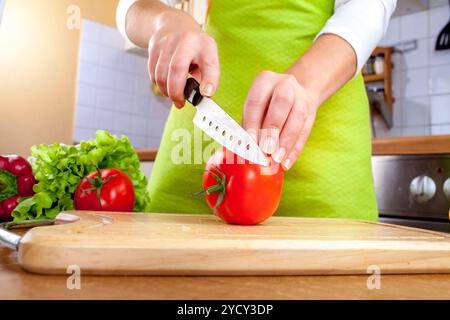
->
242, 71, 318, 171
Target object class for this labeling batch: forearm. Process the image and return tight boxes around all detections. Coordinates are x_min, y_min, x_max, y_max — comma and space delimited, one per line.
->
287, 34, 357, 110
125, 0, 199, 48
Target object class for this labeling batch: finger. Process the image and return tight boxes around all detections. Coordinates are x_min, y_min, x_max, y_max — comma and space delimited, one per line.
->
272, 89, 308, 164
197, 36, 220, 97
167, 38, 198, 108
148, 37, 162, 85
154, 39, 177, 97
260, 78, 295, 155
242, 71, 278, 143
282, 109, 317, 171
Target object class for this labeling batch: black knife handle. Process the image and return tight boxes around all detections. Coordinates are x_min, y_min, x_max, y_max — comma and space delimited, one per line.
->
184, 78, 203, 107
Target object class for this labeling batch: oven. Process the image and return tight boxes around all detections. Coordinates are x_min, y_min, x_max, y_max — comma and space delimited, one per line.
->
372, 154, 450, 233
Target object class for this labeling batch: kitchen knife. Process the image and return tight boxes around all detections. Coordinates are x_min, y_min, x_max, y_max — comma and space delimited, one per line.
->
184, 78, 268, 166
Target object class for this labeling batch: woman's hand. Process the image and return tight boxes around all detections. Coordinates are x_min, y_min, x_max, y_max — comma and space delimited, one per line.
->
243, 71, 318, 171
148, 11, 220, 108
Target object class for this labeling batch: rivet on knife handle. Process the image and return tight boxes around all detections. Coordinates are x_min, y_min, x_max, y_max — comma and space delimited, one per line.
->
184, 78, 203, 107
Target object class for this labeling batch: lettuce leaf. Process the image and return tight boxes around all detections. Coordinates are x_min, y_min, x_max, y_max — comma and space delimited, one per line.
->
12, 130, 150, 220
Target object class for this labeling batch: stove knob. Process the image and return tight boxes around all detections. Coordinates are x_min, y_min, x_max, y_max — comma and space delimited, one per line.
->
409, 175, 436, 204
444, 178, 450, 200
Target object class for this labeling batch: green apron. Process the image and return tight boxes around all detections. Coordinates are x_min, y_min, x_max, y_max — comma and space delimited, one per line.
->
148, 0, 378, 220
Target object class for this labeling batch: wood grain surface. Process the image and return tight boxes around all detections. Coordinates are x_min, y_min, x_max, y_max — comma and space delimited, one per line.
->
16, 211, 450, 276
372, 135, 450, 155
1, 244, 450, 299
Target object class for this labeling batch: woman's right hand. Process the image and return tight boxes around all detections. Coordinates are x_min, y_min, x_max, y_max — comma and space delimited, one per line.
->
148, 10, 220, 108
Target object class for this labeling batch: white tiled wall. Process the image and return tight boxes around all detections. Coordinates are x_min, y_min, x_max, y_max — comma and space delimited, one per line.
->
376, 4, 450, 137
74, 20, 171, 148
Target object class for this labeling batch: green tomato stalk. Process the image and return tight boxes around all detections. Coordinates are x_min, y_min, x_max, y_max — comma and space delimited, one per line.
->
193, 165, 226, 209
0, 169, 17, 202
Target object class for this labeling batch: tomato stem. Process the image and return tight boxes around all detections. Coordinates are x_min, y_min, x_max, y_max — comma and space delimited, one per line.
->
193, 166, 226, 209
81, 165, 117, 209
0, 169, 17, 202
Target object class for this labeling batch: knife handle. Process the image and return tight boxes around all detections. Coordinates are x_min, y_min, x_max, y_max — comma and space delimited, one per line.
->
184, 78, 203, 107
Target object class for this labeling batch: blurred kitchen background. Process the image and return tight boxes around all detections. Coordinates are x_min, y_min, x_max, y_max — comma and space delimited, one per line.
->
0, 0, 449, 230
369, 0, 450, 137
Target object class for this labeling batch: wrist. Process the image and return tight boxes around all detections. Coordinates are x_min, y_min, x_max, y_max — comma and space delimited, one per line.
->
155, 9, 201, 34
286, 69, 321, 112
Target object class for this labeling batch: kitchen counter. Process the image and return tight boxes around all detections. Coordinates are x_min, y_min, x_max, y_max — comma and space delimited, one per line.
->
1, 242, 450, 299
372, 135, 450, 155
136, 136, 450, 161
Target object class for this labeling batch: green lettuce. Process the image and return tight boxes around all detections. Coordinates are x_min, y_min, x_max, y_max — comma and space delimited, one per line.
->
12, 130, 150, 220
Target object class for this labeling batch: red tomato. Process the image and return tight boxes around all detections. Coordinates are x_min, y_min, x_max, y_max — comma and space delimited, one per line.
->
1, 196, 19, 220
202, 147, 284, 225
7, 155, 32, 176
74, 168, 135, 212
17, 172, 37, 197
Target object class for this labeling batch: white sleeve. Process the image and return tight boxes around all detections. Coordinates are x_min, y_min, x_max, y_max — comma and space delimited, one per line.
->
315, 0, 397, 77
116, 0, 182, 45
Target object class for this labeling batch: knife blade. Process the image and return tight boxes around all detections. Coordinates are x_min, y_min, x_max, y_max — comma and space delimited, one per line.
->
184, 78, 268, 166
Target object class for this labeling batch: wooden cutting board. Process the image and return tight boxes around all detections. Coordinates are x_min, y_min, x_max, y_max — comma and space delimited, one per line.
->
17, 211, 450, 275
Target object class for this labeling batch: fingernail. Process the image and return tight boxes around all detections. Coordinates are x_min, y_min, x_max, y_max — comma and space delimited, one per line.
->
261, 136, 275, 154
282, 158, 292, 170
273, 148, 286, 163
202, 83, 214, 96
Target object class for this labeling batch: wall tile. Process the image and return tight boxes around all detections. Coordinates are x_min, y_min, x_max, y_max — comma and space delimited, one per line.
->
131, 136, 147, 148
78, 62, 98, 85
100, 26, 124, 49
96, 87, 115, 110
402, 68, 429, 98
77, 83, 96, 106
117, 72, 135, 93
150, 94, 172, 117
430, 94, 450, 125
74, 128, 97, 143
133, 94, 151, 116
75, 105, 95, 129
118, 52, 136, 72
392, 68, 404, 100
79, 41, 99, 64
98, 67, 119, 89
428, 38, 450, 66
430, 64, 450, 95
380, 17, 400, 46
147, 137, 162, 148
429, 4, 450, 37
401, 38, 429, 70
115, 91, 134, 113
392, 99, 403, 127
148, 118, 167, 137
94, 109, 114, 131
401, 11, 429, 41
99, 46, 120, 68
401, 126, 430, 136
375, 127, 402, 137
82, 20, 101, 43
402, 97, 430, 127
431, 124, 450, 135
131, 116, 148, 135
113, 112, 132, 134
135, 56, 149, 76
75, 19, 166, 148
134, 75, 151, 95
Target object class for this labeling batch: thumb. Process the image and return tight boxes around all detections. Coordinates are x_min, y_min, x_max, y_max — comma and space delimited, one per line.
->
198, 46, 220, 97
